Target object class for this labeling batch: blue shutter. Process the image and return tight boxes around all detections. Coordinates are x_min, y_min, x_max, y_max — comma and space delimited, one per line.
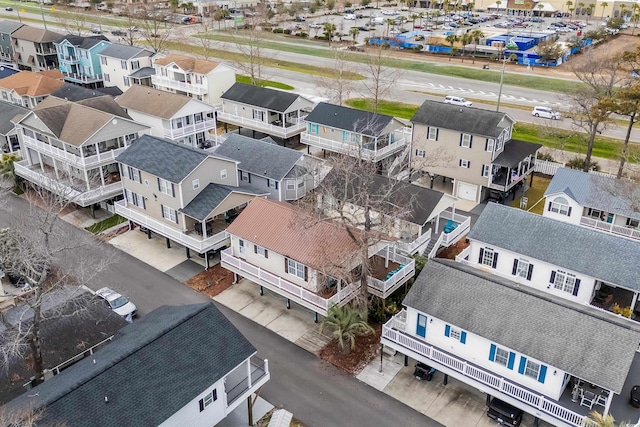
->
342, 131, 347, 141
518, 357, 527, 374
507, 352, 516, 369
444, 325, 451, 337
489, 344, 496, 361
460, 331, 467, 344
538, 365, 547, 383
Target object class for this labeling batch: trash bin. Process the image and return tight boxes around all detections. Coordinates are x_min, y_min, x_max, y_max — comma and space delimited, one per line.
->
413, 362, 435, 381
630, 385, 640, 408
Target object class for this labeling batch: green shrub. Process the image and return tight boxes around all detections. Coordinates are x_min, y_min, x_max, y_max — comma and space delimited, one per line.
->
566, 156, 600, 171
537, 152, 555, 162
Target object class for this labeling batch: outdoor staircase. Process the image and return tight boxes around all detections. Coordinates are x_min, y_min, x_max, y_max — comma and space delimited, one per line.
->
423, 238, 438, 258
387, 144, 411, 178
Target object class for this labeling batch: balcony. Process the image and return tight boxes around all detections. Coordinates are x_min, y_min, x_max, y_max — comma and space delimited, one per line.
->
382, 311, 589, 427
217, 112, 308, 139
224, 356, 270, 412
579, 216, 640, 242
63, 72, 103, 84
221, 248, 360, 316
396, 229, 432, 255
163, 119, 216, 140
14, 161, 122, 207
367, 249, 415, 298
151, 75, 206, 95
489, 163, 535, 191
21, 134, 126, 169
59, 55, 80, 63
35, 47, 57, 55
114, 200, 230, 253
301, 132, 407, 163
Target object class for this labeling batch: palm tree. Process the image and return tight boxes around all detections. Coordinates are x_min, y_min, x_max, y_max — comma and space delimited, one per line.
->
0, 153, 20, 187
349, 26, 359, 43
460, 32, 472, 62
385, 18, 395, 37
323, 22, 337, 46
320, 305, 375, 354
601, 1, 608, 20
586, 3, 595, 23
620, 3, 627, 19
445, 33, 459, 61
495, 0, 502, 13
470, 29, 484, 64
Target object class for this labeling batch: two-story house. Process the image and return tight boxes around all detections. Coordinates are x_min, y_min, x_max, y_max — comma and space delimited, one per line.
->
0, 70, 64, 108
10, 25, 62, 72
115, 85, 217, 149
98, 43, 154, 92
6, 303, 270, 427
218, 83, 314, 144
381, 259, 640, 427
151, 53, 235, 106
211, 134, 327, 201
55, 35, 111, 88
543, 167, 640, 242
410, 100, 541, 203
13, 95, 149, 208
302, 103, 410, 171
222, 197, 415, 318
0, 21, 24, 63
458, 202, 640, 319
114, 135, 267, 265
0, 101, 28, 153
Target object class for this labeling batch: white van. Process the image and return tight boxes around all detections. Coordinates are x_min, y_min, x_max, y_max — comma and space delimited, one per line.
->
532, 106, 561, 120
444, 95, 472, 107
371, 16, 385, 25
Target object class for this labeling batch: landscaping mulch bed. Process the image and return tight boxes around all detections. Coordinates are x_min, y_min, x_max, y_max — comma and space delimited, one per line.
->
437, 238, 470, 260
319, 323, 382, 375
185, 264, 234, 298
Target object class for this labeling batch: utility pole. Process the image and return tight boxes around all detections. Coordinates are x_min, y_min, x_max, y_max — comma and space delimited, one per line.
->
496, 47, 507, 112
39, 2, 47, 30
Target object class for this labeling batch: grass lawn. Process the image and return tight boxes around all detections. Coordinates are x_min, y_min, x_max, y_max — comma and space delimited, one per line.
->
235, 75, 293, 90
510, 174, 551, 215
85, 214, 127, 234
345, 98, 419, 120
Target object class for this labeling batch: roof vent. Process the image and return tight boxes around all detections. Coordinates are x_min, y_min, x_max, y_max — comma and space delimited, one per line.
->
459, 108, 463, 113
104, 396, 109, 403
93, 359, 96, 364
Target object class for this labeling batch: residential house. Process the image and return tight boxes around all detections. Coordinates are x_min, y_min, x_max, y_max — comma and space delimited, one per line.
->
98, 43, 154, 92
458, 202, 640, 319
302, 103, 410, 169
115, 84, 217, 149
222, 197, 414, 317
0, 21, 24, 63
55, 34, 111, 88
543, 167, 640, 241
114, 135, 267, 265
218, 83, 314, 143
381, 259, 640, 427
10, 25, 63, 72
211, 134, 326, 201
51, 82, 121, 102
7, 303, 270, 427
0, 101, 28, 153
0, 70, 64, 108
410, 100, 540, 202
13, 95, 149, 207
151, 53, 235, 105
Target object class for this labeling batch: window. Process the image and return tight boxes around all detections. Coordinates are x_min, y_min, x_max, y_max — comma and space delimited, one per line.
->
158, 178, 173, 196
495, 347, 509, 366
220, 169, 227, 179
192, 179, 200, 190
161, 205, 178, 223
1, 91, 6, 100
524, 359, 540, 380
123, 77, 130, 87
482, 164, 491, 178
627, 218, 640, 228
131, 60, 140, 70
551, 270, 580, 295
444, 325, 466, 343
241, 171, 250, 182
427, 127, 438, 141
104, 73, 110, 82
268, 180, 277, 189
548, 196, 571, 216
308, 123, 319, 134
489, 344, 515, 369
239, 239, 245, 254
121, 60, 127, 70
512, 258, 533, 280
460, 134, 472, 148
415, 149, 425, 158
194, 112, 203, 123
459, 159, 470, 168
478, 247, 498, 268
100, 56, 107, 65
252, 109, 264, 121
127, 166, 141, 183
485, 138, 495, 152
255, 245, 268, 257
287, 258, 306, 280
198, 389, 217, 412
287, 182, 295, 190
125, 189, 145, 209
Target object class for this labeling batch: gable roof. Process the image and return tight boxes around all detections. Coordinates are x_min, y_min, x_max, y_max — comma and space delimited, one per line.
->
403, 259, 640, 394
129, 66, 155, 79
544, 168, 640, 220
7, 304, 256, 426
221, 82, 301, 113
98, 43, 153, 60
305, 103, 397, 136
0, 21, 23, 35
0, 71, 64, 97
116, 85, 200, 119
56, 34, 109, 49
153, 53, 221, 74
0, 102, 28, 135
467, 203, 640, 290
226, 198, 364, 270
51, 82, 114, 102
411, 100, 512, 138
213, 134, 303, 181
116, 135, 208, 183
11, 25, 62, 43
492, 139, 541, 168
180, 184, 266, 221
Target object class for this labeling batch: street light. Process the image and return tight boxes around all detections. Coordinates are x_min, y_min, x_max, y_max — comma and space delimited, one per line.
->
496, 46, 507, 112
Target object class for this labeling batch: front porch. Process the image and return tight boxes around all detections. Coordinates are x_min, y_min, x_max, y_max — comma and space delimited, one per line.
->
580, 216, 640, 242
396, 208, 471, 257
300, 129, 409, 163
367, 248, 415, 298
489, 139, 540, 192
590, 282, 640, 322
217, 110, 309, 139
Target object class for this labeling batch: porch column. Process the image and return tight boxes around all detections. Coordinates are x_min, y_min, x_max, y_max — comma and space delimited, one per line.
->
632, 292, 638, 312
451, 205, 456, 217
385, 245, 389, 268
93, 142, 99, 161
37, 151, 45, 173
201, 220, 207, 239
246, 358, 253, 388
603, 389, 614, 416
83, 168, 90, 191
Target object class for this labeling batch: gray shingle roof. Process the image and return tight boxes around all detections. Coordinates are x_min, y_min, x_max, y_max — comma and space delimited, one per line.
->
221, 82, 300, 112
305, 102, 395, 136
0, 102, 28, 135
411, 100, 512, 138
56, 34, 109, 49
0, 21, 24, 35
7, 304, 256, 427
492, 139, 541, 168
467, 203, 640, 290
51, 83, 113, 102
98, 43, 153, 60
544, 167, 640, 220
213, 134, 302, 181
403, 259, 640, 393
129, 66, 155, 79
180, 183, 265, 221
116, 135, 207, 183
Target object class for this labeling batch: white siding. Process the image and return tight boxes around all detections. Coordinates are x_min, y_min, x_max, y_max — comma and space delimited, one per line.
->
125, 110, 167, 139
206, 64, 236, 105
541, 193, 583, 225
159, 378, 226, 427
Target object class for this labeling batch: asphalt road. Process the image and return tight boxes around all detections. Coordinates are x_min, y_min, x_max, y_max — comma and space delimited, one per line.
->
0, 192, 442, 427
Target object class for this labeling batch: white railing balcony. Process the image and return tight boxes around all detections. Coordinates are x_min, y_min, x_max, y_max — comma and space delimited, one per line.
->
163, 119, 216, 140
367, 249, 415, 298
225, 356, 270, 412
396, 229, 431, 255
151, 75, 206, 95
21, 135, 126, 169
301, 133, 407, 162
579, 216, 640, 242
220, 248, 359, 316
114, 200, 229, 253
63, 71, 103, 83
489, 165, 535, 191
441, 214, 471, 247
454, 245, 472, 264
382, 315, 588, 427
217, 111, 307, 138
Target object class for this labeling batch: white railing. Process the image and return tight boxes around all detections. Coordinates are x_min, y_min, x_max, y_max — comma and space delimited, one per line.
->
455, 245, 472, 264
301, 133, 407, 162
442, 215, 471, 246
286, 115, 309, 125
396, 229, 431, 255
163, 119, 217, 139
367, 249, 415, 297
221, 248, 359, 315
63, 71, 103, 82
114, 200, 229, 253
535, 159, 565, 176
440, 209, 470, 225
151, 75, 206, 95
580, 216, 640, 241
46, 336, 114, 376
217, 112, 306, 137
428, 233, 445, 259
382, 317, 587, 427
21, 135, 126, 168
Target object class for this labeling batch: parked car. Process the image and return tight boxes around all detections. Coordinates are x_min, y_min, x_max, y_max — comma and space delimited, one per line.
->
295, 15, 305, 21
5, 7, 12, 11
111, 29, 127, 36
91, 27, 102, 34
444, 95, 472, 107
96, 287, 137, 320
532, 106, 561, 120
344, 13, 356, 20
486, 397, 523, 426
309, 22, 322, 28
358, 25, 371, 31
381, 8, 398, 15
371, 16, 385, 25
355, 13, 364, 18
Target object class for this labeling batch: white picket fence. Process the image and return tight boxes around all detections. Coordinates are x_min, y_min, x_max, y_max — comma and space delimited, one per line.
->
534, 160, 565, 176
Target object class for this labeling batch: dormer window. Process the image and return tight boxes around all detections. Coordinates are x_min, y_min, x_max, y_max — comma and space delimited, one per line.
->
548, 196, 571, 216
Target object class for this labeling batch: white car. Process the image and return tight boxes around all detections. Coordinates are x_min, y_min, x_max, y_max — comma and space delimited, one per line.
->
309, 22, 323, 28
381, 9, 398, 15
444, 95, 472, 107
532, 106, 561, 120
344, 13, 356, 20
96, 287, 137, 320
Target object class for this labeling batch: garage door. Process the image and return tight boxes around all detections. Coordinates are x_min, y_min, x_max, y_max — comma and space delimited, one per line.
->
457, 182, 477, 201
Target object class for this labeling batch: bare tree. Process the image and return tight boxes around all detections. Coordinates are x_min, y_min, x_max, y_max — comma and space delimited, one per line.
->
54, 10, 92, 36
315, 48, 355, 105
194, 17, 217, 61
361, 44, 401, 113
230, 16, 272, 85
133, 10, 175, 53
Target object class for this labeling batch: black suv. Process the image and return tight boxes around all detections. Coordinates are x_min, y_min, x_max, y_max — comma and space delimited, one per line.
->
111, 29, 127, 36
487, 398, 523, 426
